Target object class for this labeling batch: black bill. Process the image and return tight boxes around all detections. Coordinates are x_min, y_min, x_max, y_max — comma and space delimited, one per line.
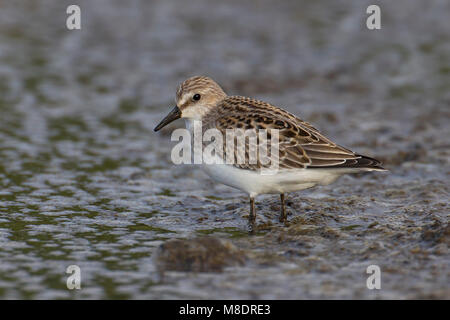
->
154, 106, 181, 132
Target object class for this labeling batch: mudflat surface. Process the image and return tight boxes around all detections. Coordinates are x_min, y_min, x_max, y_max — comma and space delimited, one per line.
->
0, 0, 448, 299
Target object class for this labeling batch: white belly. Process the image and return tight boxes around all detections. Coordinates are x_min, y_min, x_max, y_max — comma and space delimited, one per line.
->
201, 162, 342, 197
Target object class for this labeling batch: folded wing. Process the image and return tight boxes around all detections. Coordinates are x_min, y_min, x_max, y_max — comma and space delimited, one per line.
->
203, 96, 385, 171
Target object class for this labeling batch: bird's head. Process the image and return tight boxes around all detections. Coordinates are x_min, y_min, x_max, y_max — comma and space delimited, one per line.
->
154, 76, 226, 131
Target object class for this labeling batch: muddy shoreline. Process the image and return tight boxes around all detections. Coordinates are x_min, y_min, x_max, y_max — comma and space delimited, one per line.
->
0, 0, 448, 299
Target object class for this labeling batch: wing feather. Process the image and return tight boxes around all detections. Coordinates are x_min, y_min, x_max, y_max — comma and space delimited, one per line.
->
202, 96, 384, 171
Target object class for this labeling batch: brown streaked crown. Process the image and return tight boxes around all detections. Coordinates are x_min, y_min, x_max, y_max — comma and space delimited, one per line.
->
175, 76, 227, 111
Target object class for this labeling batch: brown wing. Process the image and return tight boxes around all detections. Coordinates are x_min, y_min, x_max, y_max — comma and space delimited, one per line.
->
202, 96, 384, 171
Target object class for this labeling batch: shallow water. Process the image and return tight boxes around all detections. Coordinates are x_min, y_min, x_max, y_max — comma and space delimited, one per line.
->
0, 0, 449, 299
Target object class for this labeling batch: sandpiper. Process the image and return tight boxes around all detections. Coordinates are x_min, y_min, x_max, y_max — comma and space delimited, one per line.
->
154, 76, 386, 233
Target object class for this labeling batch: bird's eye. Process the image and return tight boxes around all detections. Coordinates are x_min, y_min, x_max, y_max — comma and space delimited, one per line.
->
193, 94, 201, 101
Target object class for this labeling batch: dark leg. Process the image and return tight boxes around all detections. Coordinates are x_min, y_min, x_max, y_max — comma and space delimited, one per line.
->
248, 197, 256, 234
279, 193, 287, 223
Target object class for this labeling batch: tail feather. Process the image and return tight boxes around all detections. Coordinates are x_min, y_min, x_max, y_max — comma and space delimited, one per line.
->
309, 154, 387, 171
352, 154, 386, 170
